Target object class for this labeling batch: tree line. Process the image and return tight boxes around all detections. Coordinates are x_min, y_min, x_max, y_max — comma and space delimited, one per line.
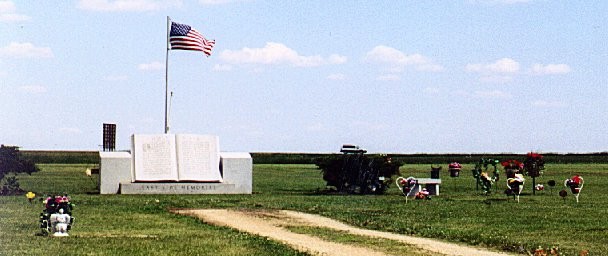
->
20, 150, 608, 164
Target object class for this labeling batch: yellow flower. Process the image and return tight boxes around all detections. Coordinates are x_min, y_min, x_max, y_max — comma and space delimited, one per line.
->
85, 168, 92, 177
26, 192, 36, 202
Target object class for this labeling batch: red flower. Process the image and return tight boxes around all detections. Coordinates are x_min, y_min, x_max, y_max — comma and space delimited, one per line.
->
526, 152, 543, 159
501, 159, 522, 168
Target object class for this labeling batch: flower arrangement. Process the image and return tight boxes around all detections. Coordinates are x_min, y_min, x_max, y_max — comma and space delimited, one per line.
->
501, 159, 523, 169
502, 159, 523, 179
39, 194, 75, 235
397, 177, 417, 193
448, 162, 462, 170
524, 152, 545, 178
561, 175, 585, 203
565, 175, 583, 194
448, 162, 462, 177
415, 188, 430, 200
472, 158, 500, 194
535, 184, 545, 191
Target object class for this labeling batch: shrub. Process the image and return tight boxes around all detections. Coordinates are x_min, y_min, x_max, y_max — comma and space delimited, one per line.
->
0, 145, 40, 195
315, 154, 403, 194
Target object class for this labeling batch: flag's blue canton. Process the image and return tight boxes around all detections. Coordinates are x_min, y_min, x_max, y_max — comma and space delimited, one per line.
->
170, 23, 191, 37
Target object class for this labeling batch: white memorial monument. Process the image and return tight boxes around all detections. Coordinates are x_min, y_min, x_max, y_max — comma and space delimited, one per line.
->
99, 134, 252, 194
97, 23, 253, 194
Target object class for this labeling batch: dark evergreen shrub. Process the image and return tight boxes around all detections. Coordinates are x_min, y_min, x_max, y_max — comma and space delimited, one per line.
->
0, 145, 40, 195
315, 154, 403, 194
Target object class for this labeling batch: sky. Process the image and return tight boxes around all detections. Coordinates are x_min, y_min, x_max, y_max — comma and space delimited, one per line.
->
1, 0, 607, 154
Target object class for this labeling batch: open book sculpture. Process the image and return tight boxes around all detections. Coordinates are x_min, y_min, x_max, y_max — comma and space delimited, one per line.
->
131, 134, 222, 182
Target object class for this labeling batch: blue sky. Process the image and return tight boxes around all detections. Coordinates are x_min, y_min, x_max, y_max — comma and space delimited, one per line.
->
1, 0, 607, 153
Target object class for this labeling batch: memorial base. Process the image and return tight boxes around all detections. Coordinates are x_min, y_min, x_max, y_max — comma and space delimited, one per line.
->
119, 182, 242, 194
99, 150, 252, 195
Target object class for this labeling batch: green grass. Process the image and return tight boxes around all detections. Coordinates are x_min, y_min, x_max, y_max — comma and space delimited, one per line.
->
2, 163, 607, 255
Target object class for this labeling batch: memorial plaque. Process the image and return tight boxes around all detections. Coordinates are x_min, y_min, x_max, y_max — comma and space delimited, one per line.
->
176, 134, 221, 182
131, 134, 178, 181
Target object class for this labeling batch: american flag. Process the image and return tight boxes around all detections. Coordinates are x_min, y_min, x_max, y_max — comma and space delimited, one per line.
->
169, 21, 215, 57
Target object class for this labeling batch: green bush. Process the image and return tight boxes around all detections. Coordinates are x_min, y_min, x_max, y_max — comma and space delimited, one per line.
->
0, 145, 39, 195
315, 154, 403, 194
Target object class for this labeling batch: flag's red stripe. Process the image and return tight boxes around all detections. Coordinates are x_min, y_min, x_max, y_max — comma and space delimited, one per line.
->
170, 37, 213, 48
170, 42, 212, 51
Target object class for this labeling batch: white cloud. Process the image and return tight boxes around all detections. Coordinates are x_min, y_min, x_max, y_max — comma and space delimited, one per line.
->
364, 45, 444, 72
327, 73, 346, 81
416, 63, 444, 72
219, 42, 346, 67
0, 1, 16, 13
531, 100, 567, 108
19, 85, 47, 94
0, 1, 30, 23
530, 63, 571, 75
137, 61, 164, 71
466, 58, 520, 73
212, 64, 232, 71
0, 42, 53, 58
327, 54, 347, 65
0, 13, 30, 22
77, 0, 182, 12
377, 74, 401, 81
472, 90, 512, 99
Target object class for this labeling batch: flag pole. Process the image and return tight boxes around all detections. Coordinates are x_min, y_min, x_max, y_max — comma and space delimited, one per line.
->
165, 16, 171, 134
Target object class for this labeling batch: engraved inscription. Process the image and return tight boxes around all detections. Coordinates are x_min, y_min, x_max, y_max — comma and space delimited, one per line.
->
140, 137, 173, 175
132, 134, 178, 181
176, 135, 221, 181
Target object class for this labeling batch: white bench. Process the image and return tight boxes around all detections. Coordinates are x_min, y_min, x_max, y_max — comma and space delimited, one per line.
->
414, 178, 442, 195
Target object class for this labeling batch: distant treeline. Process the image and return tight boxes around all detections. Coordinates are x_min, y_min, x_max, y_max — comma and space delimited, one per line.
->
251, 152, 608, 164
22, 150, 608, 164
23, 151, 101, 164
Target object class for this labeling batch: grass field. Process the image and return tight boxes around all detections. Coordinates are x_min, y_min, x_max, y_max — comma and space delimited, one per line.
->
1, 163, 607, 255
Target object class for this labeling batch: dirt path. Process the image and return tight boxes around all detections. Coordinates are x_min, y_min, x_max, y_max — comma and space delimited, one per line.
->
174, 209, 512, 256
